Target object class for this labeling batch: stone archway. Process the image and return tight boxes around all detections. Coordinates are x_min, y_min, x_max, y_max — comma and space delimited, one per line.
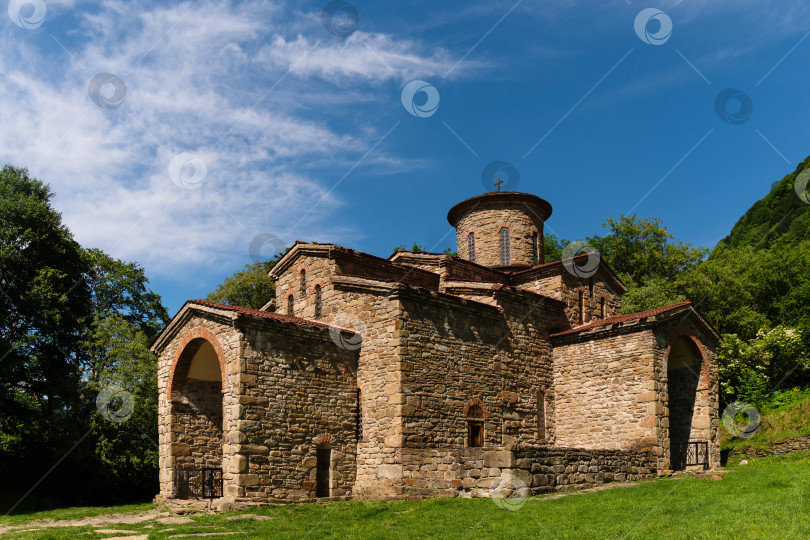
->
666, 336, 704, 470
169, 333, 226, 478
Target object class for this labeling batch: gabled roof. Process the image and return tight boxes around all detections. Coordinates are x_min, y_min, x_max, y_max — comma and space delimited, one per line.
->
549, 301, 720, 341
509, 253, 628, 293
269, 243, 440, 286
150, 299, 333, 354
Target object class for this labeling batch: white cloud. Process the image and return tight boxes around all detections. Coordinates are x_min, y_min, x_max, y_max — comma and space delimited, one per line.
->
0, 0, 471, 277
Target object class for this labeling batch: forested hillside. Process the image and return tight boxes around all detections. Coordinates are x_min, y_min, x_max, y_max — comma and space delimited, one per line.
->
719, 156, 810, 250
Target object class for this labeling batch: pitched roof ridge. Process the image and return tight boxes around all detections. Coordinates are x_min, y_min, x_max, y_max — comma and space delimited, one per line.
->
550, 301, 692, 337
187, 299, 334, 330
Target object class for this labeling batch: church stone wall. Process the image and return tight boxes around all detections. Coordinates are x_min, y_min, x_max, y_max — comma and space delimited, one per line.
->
396, 287, 563, 454
323, 285, 405, 499
455, 203, 545, 267
399, 447, 655, 498
513, 269, 622, 327
551, 329, 658, 451
234, 319, 358, 501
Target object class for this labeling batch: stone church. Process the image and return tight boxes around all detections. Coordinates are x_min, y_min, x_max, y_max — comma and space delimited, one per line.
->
151, 190, 721, 504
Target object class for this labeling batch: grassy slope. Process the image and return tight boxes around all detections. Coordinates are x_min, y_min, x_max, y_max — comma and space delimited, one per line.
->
722, 388, 810, 455
3, 454, 810, 539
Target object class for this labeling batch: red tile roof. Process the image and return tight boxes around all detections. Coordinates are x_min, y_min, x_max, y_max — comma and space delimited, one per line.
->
186, 299, 334, 330
550, 302, 692, 337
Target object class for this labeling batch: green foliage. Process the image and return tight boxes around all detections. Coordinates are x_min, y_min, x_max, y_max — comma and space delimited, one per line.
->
207, 261, 278, 309
720, 156, 810, 250
588, 214, 708, 286
543, 233, 567, 263
0, 165, 92, 464
675, 238, 810, 340
717, 326, 807, 405
620, 276, 687, 314
392, 243, 426, 253
0, 165, 168, 511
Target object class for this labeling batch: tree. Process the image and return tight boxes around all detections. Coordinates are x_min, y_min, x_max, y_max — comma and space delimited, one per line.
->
718, 326, 807, 405
620, 276, 687, 314
543, 233, 567, 263
587, 214, 708, 287
0, 165, 171, 511
0, 165, 91, 471
207, 250, 289, 309
77, 249, 169, 502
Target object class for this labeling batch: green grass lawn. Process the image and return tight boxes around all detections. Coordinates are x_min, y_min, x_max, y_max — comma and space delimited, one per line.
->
3, 453, 810, 539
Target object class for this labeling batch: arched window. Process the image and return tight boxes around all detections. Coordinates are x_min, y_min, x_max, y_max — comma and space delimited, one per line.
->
600, 297, 606, 319
468, 232, 476, 263
300, 269, 306, 295
466, 403, 484, 447
499, 227, 510, 265
314, 285, 322, 318
532, 232, 539, 266
287, 294, 294, 316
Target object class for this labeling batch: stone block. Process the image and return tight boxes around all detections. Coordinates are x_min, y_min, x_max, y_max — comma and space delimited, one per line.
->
230, 455, 248, 474
235, 474, 260, 486
378, 464, 403, 480
170, 442, 191, 456
484, 451, 515, 468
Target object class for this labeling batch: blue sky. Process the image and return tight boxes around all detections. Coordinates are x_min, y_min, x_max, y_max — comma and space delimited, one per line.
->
2, 0, 809, 316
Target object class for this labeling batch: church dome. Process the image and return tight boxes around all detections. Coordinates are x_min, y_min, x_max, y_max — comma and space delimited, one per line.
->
447, 191, 552, 269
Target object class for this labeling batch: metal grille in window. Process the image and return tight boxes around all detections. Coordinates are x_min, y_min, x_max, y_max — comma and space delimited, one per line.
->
173, 468, 223, 499
468, 232, 476, 263
499, 227, 510, 265
314, 285, 322, 318
674, 441, 709, 470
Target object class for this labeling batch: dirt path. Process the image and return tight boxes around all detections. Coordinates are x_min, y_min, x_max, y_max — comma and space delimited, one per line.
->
0, 507, 170, 535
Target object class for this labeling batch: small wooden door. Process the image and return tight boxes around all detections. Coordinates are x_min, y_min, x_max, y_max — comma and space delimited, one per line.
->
316, 448, 331, 497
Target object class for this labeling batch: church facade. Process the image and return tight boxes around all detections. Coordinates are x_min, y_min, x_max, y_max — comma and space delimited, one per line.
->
151, 190, 721, 504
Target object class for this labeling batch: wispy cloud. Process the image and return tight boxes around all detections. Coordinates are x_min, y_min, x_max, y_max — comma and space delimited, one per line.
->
0, 0, 472, 276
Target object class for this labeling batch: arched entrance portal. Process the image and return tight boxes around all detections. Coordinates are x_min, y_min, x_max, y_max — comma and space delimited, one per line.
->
170, 336, 225, 496
667, 336, 703, 470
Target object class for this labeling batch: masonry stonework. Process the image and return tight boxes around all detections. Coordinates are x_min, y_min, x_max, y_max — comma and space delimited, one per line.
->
151, 190, 721, 506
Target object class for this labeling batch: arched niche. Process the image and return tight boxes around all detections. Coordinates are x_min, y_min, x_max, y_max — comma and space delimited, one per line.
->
666, 335, 704, 470
168, 329, 227, 473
